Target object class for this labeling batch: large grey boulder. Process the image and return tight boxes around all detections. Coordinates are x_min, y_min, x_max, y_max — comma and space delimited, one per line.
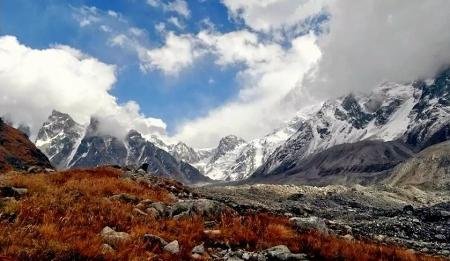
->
168, 199, 233, 219
289, 216, 328, 234
100, 226, 130, 248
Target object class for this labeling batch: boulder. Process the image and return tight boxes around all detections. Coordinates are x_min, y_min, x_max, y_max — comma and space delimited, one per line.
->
132, 208, 148, 217
264, 245, 309, 260
145, 207, 160, 218
168, 199, 233, 219
135, 199, 154, 210
163, 240, 180, 254
149, 202, 167, 216
100, 226, 130, 248
109, 193, 139, 204
289, 216, 328, 234
100, 244, 115, 254
192, 243, 205, 254
143, 234, 168, 248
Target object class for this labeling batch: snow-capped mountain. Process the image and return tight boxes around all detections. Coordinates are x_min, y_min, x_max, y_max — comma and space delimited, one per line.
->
185, 119, 302, 181
35, 113, 210, 184
35, 110, 85, 169
251, 68, 450, 179
34, 68, 450, 183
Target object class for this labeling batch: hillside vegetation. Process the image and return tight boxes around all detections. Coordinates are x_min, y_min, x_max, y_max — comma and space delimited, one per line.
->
0, 167, 444, 261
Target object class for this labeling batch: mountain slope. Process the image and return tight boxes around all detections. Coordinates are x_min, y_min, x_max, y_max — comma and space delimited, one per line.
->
248, 140, 414, 186
252, 68, 450, 180
0, 118, 52, 172
385, 140, 450, 190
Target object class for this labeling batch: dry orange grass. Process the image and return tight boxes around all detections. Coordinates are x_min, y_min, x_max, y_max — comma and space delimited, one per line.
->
210, 214, 444, 261
0, 167, 445, 261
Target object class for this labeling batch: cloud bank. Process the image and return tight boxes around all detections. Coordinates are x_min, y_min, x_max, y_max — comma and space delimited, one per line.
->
300, 0, 450, 99
0, 35, 166, 140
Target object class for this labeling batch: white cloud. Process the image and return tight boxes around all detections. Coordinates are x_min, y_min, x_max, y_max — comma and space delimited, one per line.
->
174, 32, 321, 147
141, 32, 205, 75
166, 0, 190, 18
221, 0, 330, 32
0, 35, 166, 140
300, 0, 450, 99
107, 10, 118, 17
146, 0, 160, 7
73, 6, 101, 27
155, 22, 166, 33
146, 0, 190, 18
168, 16, 184, 29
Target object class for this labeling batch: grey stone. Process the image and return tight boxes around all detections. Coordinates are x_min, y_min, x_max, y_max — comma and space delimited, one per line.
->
100, 226, 130, 247
163, 240, 180, 254
192, 243, 205, 254
132, 208, 148, 216
289, 216, 328, 234
143, 234, 168, 248
145, 207, 160, 218
100, 243, 115, 254
264, 245, 308, 261
109, 193, 139, 204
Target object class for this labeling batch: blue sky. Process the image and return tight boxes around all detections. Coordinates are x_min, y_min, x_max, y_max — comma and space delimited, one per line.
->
0, 0, 242, 133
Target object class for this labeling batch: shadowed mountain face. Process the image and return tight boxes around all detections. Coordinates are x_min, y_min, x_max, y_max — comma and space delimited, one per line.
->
0, 118, 52, 172
248, 140, 414, 186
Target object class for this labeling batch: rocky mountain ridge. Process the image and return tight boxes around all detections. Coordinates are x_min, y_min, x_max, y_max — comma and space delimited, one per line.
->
35, 113, 209, 184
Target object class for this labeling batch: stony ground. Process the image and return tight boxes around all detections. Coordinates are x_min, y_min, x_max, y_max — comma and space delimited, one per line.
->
196, 184, 450, 257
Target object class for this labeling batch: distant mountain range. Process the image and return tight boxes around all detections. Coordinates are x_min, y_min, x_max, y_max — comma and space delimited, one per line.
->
32, 67, 450, 185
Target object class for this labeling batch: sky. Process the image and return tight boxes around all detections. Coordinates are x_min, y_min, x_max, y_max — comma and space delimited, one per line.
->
0, 0, 449, 148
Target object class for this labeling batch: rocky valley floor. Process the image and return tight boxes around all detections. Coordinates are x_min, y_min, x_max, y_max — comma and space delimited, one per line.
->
196, 183, 450, 258
0, 167, 447, 260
